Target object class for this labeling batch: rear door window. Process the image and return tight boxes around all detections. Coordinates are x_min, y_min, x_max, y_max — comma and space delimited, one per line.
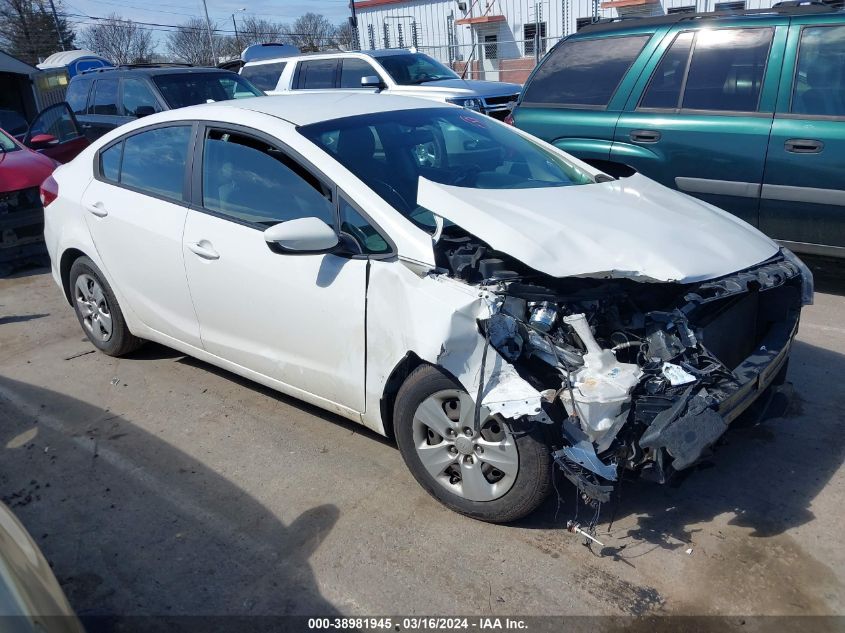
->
241, 62, 287, 91
639, 32, 695, 109
90, 79, 120, 115
522, 35, 650, 107
340, 59, 378, 88
296, 60, 338, 89
790, 25, 845, 117
100, 126, 192, 201
681, 28, 773, 112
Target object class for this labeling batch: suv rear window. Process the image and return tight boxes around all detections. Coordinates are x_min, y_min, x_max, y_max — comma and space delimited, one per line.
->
522, 35, 650, 107
241, 62, 287, 91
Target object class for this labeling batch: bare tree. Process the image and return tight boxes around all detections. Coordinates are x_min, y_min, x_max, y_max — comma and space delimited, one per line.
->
167, 17, 220, 65
283, 12, 335, 52
0, 0, 75, 64
333, 20, 358, 51
236, 15, 287, 49
79, 14, 154, 65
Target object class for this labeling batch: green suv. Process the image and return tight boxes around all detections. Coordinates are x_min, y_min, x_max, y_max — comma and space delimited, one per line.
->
511, 5, 845, 258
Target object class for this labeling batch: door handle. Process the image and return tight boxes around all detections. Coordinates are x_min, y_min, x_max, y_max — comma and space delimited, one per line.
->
630, 129, 661, 143
80, 123, 93, 129
187, 241, 220, 260
785, 138, 824, 154
85, 202, 108, 217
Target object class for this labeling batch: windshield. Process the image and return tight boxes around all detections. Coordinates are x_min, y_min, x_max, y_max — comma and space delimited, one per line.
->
378, 53, 459, 85
153, 72, 263, 109
299, 108, 594, 231
0, 129, 19, 152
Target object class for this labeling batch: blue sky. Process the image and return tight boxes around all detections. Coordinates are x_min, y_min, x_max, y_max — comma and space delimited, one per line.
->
64, 0, 352, 48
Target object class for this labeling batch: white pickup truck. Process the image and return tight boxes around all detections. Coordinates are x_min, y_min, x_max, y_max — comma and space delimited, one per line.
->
239, 46, 521, 120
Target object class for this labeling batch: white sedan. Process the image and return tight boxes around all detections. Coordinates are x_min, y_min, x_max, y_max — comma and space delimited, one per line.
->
43, 93, 812, 522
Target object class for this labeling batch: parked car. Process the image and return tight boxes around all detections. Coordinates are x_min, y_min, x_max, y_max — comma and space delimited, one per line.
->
0, 501, 84, 631
510, 5, 845, 258
0, 108, 29, 141
1, 105, 88, 271
43, 94, 812, 522
64, 65, 264, 141
240, 49, 521, 120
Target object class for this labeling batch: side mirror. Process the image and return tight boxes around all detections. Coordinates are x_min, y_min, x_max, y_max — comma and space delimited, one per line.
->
28, 133, 57, 149
263, 217, 339, 254
135, 105, 156, 118
361, 75, 385, 91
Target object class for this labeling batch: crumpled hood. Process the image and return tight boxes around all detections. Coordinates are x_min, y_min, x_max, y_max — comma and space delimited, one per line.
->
418, 174, 779, 283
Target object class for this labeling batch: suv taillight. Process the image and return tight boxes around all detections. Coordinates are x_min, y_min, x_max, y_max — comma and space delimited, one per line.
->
40, 175, 58, 207
503, 112, 515, 126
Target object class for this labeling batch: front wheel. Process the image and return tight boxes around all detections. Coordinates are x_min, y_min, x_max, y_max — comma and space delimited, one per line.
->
394, 365, 551, 523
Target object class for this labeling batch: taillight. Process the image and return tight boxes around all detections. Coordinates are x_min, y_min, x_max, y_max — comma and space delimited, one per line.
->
40, 175, 58, 207
503, 112, 515, 126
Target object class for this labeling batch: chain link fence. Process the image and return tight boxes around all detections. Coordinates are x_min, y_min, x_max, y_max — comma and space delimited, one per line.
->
418, 36, 563, 83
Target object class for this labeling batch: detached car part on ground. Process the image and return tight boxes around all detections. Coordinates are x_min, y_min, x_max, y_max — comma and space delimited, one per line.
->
43, 94, 812, 523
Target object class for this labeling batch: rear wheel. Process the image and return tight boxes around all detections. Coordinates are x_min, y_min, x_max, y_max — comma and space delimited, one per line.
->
394, 365, 551, 523
69, 256, 143, 356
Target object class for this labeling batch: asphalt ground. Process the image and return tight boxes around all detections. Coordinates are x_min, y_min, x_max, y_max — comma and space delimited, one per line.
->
0, 257, 843, 627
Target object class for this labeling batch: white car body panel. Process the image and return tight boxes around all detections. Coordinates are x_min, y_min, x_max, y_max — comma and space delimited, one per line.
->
81, 177, 202, 347
182, 210, 369, 413
418, 174, 779, 283
44, 93, 785, 440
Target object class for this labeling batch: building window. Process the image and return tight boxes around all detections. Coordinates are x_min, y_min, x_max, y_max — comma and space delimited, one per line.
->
383, 22, 390, 49
667, 5, 697, 13
575, 17, 593, 32
367, 24, 376, 50
524, 22, 547, 56
714, 1, 745, 11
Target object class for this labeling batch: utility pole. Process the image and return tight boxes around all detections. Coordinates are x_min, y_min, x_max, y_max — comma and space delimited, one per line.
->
47, 0, 66, 51
200, 0, 217, 64
349, 0, 360, 50
232, 14, 240, 50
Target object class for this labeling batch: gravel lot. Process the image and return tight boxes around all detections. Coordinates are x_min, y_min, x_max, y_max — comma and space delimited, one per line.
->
1, 260, 843, 620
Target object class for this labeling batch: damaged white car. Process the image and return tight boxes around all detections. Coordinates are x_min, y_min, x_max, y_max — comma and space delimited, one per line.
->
43, 94, 813, 522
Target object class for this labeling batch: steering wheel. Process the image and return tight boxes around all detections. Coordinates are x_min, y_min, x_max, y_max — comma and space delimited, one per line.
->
370, 178, 413, 213
341, 223, 370, 254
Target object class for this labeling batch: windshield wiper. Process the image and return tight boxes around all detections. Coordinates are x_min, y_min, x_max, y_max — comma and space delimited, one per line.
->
409, 77, 448, 85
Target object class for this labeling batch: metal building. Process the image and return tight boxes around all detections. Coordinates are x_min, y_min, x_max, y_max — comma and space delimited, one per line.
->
352, 0, 781, 81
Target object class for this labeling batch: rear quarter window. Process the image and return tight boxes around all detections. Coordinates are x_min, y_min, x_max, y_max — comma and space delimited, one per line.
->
66, 78, 93, 115
522, 34, 651, 107
241, 62, 287, 91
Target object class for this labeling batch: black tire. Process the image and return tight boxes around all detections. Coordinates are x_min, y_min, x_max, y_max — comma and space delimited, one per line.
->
394, 364, 551, 523
69, 256, 143, 357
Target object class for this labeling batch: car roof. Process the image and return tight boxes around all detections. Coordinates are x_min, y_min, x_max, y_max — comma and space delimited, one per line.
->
171, 92, 452, 127
74, 66, 234, 79
576, 3, 843, 35
242, 48, 422, 65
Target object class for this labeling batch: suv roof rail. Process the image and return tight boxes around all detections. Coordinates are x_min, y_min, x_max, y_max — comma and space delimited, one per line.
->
578, 2, 839, 34
117, 62, 194, 69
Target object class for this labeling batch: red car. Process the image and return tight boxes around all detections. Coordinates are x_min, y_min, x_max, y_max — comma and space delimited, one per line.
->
1, 103, 89, 272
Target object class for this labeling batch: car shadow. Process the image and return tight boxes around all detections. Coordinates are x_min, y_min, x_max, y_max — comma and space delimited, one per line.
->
0, 313, 49, 325
803, 255, 845, 296
520, 338, 845, 551
124, 342, 395, 448
0, 375, 342, 621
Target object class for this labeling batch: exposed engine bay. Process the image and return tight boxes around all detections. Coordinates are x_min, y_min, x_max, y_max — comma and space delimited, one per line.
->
432, 226, 810, 505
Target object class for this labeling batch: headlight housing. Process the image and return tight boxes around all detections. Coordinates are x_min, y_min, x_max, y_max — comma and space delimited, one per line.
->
446, 97, 483, 112
782, 247, 814, 306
